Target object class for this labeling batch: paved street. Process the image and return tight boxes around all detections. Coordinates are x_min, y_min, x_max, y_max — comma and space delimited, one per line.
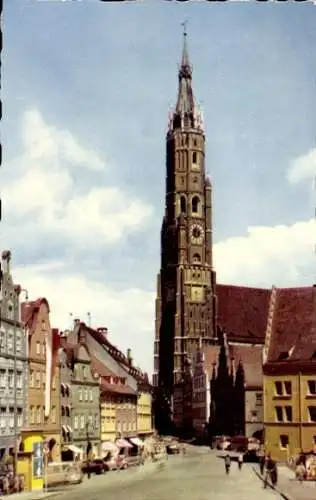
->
50, 447, 282, 500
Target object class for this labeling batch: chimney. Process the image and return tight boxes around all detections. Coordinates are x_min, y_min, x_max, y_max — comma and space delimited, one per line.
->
126, 348, 133, 366
74, 318, 80, 327
2, 250, 11, 274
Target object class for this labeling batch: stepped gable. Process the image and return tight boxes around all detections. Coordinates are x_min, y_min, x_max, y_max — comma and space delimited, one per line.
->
267, 286, 316, 364
216, 284, 271, 344
228, 344, 263, 388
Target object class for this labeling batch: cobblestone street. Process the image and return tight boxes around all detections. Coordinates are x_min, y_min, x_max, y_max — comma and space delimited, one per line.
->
47, 448, 282, 500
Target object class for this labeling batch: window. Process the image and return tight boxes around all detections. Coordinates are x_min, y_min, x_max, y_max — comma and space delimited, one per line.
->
180, 195, 186, 214
284, 381, 292, 395
36, 407, 41, 424
0, 370, 6, 388
29, 406, 35, 424
61, 406, 65, 417
256, 393, 262, 404
74, 416, 79, 430
308, 380, 316, 395
52, 376, 56, 390
89, 389, 93, 402
7, 335, 13, 351
35, 372, 41, 388
79, 389, 82, 401
284, 406, 293, 422
16, 371, 22, 389
36, 342, 40, 355
275, 406, 283, 422
280, 435, 289, 449
0, 408, 6, 428
8, 408, 14, 428
192, 152, 197, 164
83, 366, 88, 379
85, 389, 88, 401
274, 381, 283, 396
51, 406, 56, 424
41, 343, 45, 356
8, 370, 14, 388
308, 406, 316, 422
192, 196, 200, 214
80, 415, 85, 429
29, 370, 34, 388
16, 335, 21, 353
42, 372, 46, 386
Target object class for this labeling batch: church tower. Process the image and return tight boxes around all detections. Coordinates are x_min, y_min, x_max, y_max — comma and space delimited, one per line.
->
153, 29, 217, 399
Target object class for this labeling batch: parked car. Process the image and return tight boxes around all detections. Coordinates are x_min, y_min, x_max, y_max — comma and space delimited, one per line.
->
103, 454, 128, 471
46, 462, 83, 486
82, 459, 106, 475
166, 442, 180, 455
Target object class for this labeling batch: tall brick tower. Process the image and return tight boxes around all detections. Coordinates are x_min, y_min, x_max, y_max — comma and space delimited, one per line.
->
153, 29, 217, 416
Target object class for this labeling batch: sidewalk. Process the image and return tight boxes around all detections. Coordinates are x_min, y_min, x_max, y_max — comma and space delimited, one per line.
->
252, 463, 316, 500
1, 491, 59, 500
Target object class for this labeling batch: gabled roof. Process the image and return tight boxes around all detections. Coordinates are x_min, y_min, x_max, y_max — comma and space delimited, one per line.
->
267, 286, 316, 364
229, 344, 263, 388
216, 284, 271, 344
21, 298, 50, 330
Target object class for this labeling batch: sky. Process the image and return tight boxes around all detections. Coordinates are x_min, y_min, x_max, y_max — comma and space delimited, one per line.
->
2, 1, 316, 376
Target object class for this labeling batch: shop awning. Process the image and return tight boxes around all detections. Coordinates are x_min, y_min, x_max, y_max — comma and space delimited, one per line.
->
67, 426, 73, 433
61, 383, 66, 390
102, 441, 118, 453
62, 425, 68, 433
129, 437, 144, 447
67, 445, 83, 455
116, 438, 132, 449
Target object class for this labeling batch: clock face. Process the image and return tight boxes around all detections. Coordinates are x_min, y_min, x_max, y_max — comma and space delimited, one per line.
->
190, 223, 204, 244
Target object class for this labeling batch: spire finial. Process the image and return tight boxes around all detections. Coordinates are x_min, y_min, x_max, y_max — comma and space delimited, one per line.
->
181, 20, 188, 37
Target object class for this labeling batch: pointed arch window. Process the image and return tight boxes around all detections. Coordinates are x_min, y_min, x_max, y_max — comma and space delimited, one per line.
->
192, 152, 197, 164
192, 196, 200, 214
180, 195, 186, 214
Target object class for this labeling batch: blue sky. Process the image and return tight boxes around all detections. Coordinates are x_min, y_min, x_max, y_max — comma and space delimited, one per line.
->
2, 1, 316, 375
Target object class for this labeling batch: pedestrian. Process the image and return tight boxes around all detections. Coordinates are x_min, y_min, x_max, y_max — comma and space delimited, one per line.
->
224, 454, 231, 475
264, 454, 274, 489
270, 462, 278, 487
259, 454, 265, 475
237, 453, 243, 470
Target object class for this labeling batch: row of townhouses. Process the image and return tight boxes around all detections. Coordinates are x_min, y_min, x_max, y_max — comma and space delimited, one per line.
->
171, 284, 316, 463
0, 250, 153, 467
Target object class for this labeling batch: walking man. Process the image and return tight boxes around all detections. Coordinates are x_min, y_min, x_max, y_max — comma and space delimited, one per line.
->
237, 453, 243, 471
225, 454, 231, 475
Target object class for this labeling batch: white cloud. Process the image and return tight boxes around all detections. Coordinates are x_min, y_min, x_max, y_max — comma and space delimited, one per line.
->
22, 109, 105, 171
214, 219, 316, 287
2, 109, 154, 244
287, 147, 316, 184
14, 263, 155, 376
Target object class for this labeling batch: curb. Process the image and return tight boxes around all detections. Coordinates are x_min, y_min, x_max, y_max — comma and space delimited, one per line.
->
252, 466, 295, 500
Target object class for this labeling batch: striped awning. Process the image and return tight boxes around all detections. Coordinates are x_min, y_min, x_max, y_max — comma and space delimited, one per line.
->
62, 425, 68, 433
67, 426, 73, 433
116, 438, 132, 449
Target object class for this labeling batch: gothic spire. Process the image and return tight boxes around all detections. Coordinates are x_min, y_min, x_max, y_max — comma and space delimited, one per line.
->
175, 23, 195, 121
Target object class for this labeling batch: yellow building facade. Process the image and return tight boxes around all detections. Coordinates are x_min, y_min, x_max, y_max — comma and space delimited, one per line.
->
137, 391, 153, 436
100, 395, 117, 443
264, 371, 316, 461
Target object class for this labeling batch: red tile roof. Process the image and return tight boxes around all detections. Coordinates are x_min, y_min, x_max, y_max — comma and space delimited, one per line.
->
21, 298, 50, 330
216, 284, 271, 343
267, 286, 316, 364
229, 344, 263, 388
90, 355, 136, 397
